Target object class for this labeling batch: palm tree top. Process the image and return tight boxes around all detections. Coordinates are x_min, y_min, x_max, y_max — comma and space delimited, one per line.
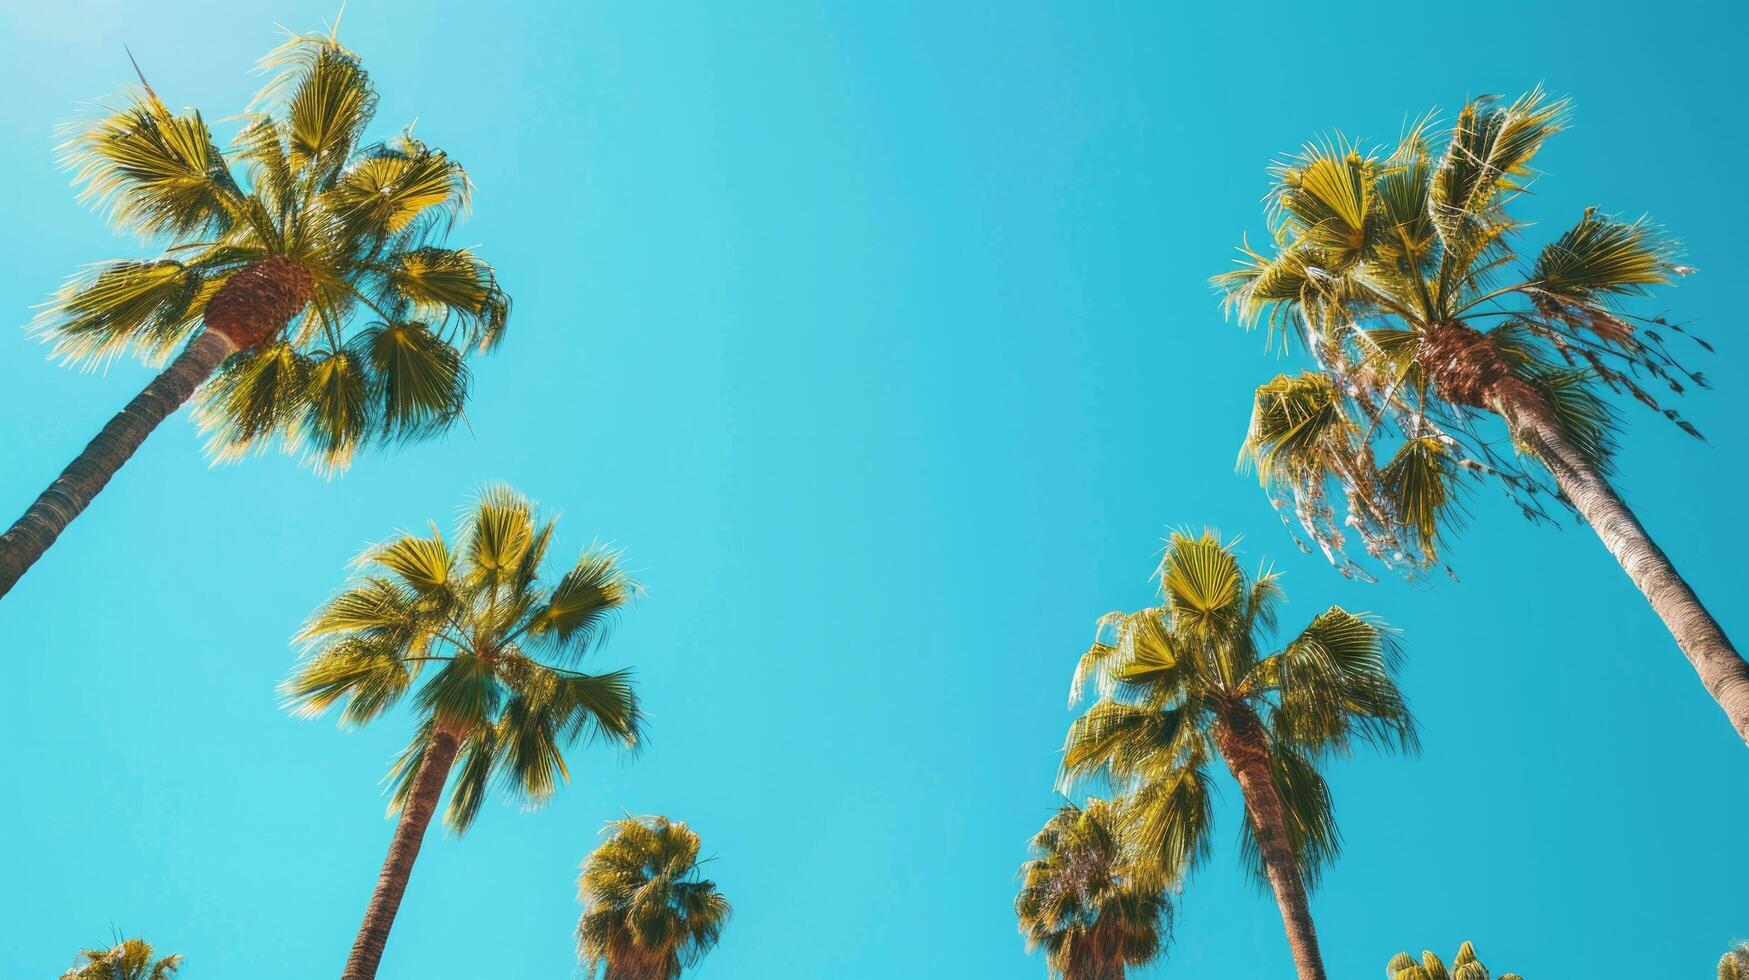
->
284, 483, 642, 834
1062, 530, 1417, 884
60, 937, 182, 980
1387, 941, 1522, 980
578, 814, 732, 980
38, 30, 509, 471
1015, 797, 1174, 979
1214, 91, 1709, 577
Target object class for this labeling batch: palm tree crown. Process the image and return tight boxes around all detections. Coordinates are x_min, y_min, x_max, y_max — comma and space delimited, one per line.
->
1063, 531, 1417, 882
1216, 90, 1699, 579
60, 937, 182, 980
44, 31, 508, 470
1721, 942, 1749, 980
285, 483, 641, 833
1015, 798, 1173, 980
1387, 941, 1522, 980
578, 815, 732, 980
1061, 531, 1415, 980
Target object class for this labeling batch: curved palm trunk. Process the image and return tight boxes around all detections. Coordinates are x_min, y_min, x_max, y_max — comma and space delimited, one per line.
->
0, 330, 236, 599
1213, 705, 1326, 980
1493, 378, 1749, 747
342, 728, 462, 980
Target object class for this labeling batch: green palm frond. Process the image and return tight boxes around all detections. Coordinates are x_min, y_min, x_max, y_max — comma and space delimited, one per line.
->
60, 90, 240, 238
60, 937, 183, 980
1159, 530, 1244, 637
1532, 208, 1675, 302
1379, 436, 1462, 555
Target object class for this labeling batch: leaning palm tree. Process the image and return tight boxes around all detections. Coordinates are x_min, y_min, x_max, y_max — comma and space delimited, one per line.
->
1215, 91, 1749, 745
0, 31, 509, 599
578, 815, 732, 980
1387, 942, 1521, 980
285, 484, 639, 980
1062, 531, 1417, 980
1015, 797, 1174, 980
59, 937, 181, 980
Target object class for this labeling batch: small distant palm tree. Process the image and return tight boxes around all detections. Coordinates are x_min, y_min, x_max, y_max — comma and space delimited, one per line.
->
1061, 531, 1417, 980
59, 937, 181, 980
1386, 942, 1521, 980
1721, 942, 1749, 980
285, 484, 640, 980
1015, 797, 1174, 980
1215, 91, 1749, 746
0, 30, 508, 599
578, 815, 732, 980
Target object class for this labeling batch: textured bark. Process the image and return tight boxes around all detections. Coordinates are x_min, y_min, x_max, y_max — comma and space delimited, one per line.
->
203, 255, 314, 350
341, 728, 462, 980
0, 330, 237, 599
1065, 940, 1125, 980
1493, 377, 1749, 747
1213, 705, 1327, 980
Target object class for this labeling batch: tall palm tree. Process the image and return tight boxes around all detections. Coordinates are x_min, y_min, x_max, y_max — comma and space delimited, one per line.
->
1215, 91, 1749, 745
1061, 531, 1416, 980
59, 937, 182, 980
1387, 942, 1522, 980
577, 815, 732, 980
1014, 797, 1174, 980
0, 31, 509, 599
284, 484, 640, 980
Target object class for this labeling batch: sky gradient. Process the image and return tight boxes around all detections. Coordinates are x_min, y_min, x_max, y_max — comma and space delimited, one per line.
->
2, 2, 1745, 977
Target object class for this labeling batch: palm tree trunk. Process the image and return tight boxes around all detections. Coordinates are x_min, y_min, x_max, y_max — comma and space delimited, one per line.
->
0, 330, 237, 599
1214, 705, 1326, 980
1493, 377, 1749, 747
341, 727, 462, 980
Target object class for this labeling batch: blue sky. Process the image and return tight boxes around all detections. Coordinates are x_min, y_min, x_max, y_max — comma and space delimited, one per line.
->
2, 2, 1745, 977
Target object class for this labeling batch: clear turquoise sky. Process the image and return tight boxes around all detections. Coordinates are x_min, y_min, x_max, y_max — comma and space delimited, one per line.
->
2, 2, 1745, 977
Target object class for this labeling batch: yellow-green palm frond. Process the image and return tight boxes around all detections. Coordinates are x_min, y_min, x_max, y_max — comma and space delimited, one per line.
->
60, 937, 183, 980
1264, 607, 1417, 756
1267, 136, 1380, 269
331, 135, 471, 240
1158, 530, 1245, 638
1242, 372, 1356, 487
34, 259, 205, 367
1531, 207, 1676, 304
579, 816, 732, 980
1121, 766, 1214, 879
60, 88, 241, 238
1379, 436, 1463, 557
1431, 89, 1567, 234
252, 33, 378, 184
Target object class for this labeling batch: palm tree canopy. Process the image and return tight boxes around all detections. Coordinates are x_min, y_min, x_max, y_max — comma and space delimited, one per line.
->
1386, 941, 1522, 980
1216, 91, 1706, 578
1015, 797, 1174, 977
1721, 942, 1749, 980
1061, 531, 1417, 886
283, 483, 641, 834
38, 31, 509, 472
578, 815, 732, 980
60, 938, 182, 980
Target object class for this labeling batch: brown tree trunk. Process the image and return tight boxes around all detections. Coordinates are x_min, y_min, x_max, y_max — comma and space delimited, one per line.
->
0, 330, 236, 599
341, 728, 462, 980
1066, 941, 1126, 980
1493, 377, 1749, 747
1213, 705, 1327, 980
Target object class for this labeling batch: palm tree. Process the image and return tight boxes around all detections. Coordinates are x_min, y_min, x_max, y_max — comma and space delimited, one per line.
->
1722, 942, 1749, 980
1387, 942, 1522, 980
0, 31, 509, 599
284, 484, 640, 980
59, 937, 182, 980
1015, 797, 1174, 980
1061, 531, 1417, 980
1215, 91, 1749, 745
577, 815, 732, 980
